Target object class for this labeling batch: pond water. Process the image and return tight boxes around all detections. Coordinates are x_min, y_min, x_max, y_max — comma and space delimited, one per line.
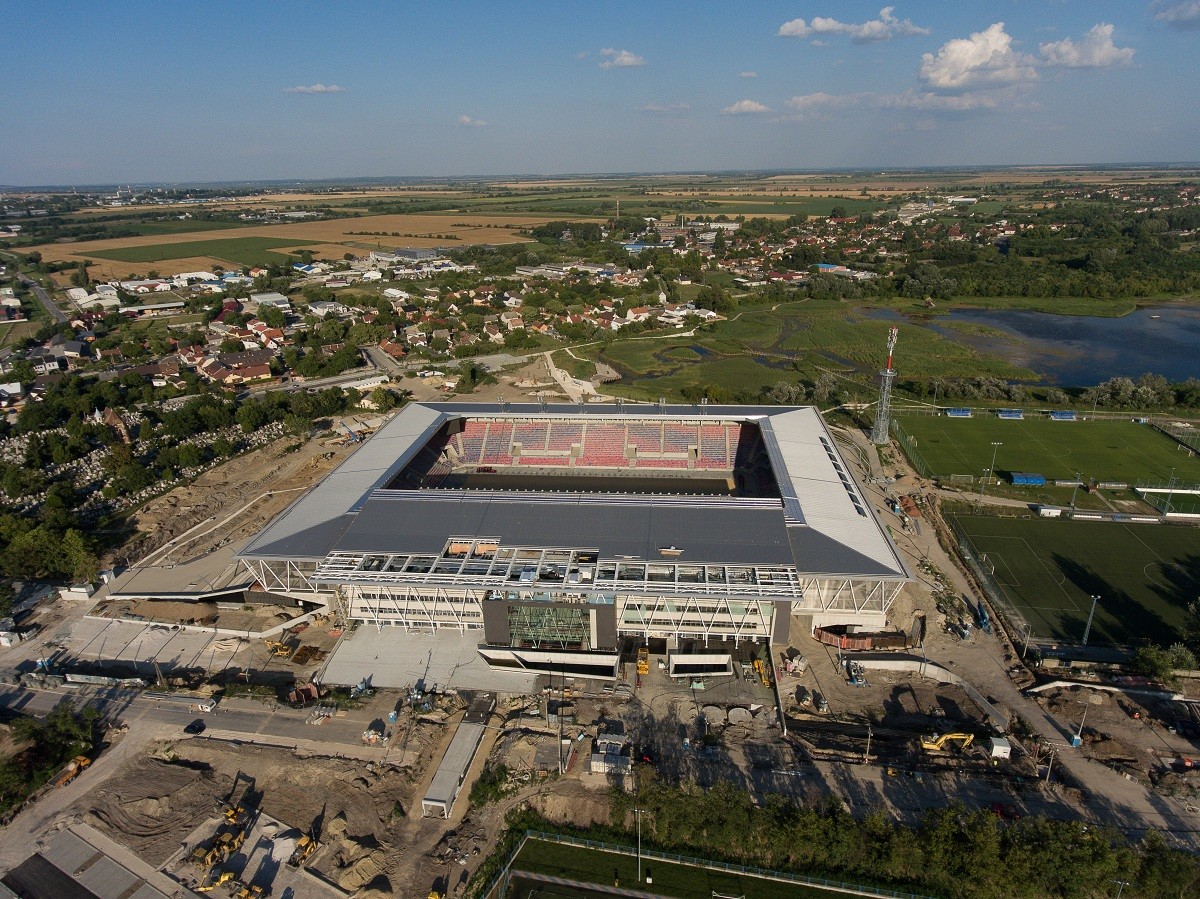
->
871, 303, 1200, 386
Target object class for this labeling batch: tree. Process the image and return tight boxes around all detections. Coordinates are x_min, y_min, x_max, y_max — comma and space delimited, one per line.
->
260, 305, 285, 329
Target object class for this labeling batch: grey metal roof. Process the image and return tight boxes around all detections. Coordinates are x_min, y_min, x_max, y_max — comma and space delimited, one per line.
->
333, 492, 797, 565
423, 721, 487, 809
241, 401, 908, 579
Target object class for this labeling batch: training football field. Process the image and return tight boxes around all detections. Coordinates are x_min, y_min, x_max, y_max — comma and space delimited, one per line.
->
894, 416, 1200, 483
952, 515, 1200, 646
508, 839, 857, 899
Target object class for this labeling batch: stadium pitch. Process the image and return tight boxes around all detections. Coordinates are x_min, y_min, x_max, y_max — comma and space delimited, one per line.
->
894, 416, 1200, 484
952, 515, 1200, 646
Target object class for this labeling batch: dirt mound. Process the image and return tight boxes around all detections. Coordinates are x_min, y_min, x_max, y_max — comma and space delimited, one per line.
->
86, 757, 231, 865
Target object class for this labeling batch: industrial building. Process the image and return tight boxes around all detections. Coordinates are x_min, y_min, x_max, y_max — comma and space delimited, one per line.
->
238, 402, 908, 679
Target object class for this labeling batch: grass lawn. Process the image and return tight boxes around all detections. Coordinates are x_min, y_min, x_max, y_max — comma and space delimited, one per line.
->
510, 839, 862, 899
82, 236, 314, 266
894, 416, 1200, 484
588, 301, 1035, 403
952, 515, 1200, 646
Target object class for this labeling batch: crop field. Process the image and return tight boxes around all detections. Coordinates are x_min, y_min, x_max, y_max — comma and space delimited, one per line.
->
83, 236, 313, 265
26, 213, 553, 278
587, 301, 1035, 402
952, 515, 1200, 646
893, 415, 1200, 484
508, 838, 854, 899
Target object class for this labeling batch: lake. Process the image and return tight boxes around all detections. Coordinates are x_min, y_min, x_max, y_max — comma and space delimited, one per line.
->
871, 303, 1200, 386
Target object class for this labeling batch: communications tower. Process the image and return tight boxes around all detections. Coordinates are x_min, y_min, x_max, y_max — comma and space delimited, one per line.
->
870, 326, 899, 445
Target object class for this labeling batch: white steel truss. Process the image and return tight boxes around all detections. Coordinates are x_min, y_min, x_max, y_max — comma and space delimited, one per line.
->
241, 559, 322, 594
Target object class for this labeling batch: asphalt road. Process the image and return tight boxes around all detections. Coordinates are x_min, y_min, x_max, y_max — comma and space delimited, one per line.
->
0, 684, 378, 750
19, 275, 67, 324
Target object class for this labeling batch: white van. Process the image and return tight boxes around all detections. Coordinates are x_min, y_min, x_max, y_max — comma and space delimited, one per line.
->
195, 699, 217, 713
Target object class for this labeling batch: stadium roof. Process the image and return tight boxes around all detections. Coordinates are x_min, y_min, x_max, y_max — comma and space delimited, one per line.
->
240, 402, 907, 579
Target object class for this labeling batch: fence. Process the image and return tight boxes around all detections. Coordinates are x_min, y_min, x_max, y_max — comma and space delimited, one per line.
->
494, 830, 939, 899
946, 516, 1033, 653
889, 418, 931, 478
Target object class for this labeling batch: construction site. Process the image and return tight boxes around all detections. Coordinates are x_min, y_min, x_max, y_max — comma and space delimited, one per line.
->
3, 376, 1200, 896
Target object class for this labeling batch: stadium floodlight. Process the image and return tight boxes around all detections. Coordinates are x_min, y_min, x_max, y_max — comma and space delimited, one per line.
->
1082, 595, 1100, 646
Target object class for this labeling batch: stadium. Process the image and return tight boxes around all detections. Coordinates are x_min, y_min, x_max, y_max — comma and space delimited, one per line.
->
237, 402, 909, 679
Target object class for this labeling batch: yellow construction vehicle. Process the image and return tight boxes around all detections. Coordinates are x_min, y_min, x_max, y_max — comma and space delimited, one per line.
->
222, 804, 245, 825
919, 732, 975, 752
752, 658, 771, 687
233, 884, 266, 899
636, 647, 649, 676
287, 833, 318, 868
264, 640, 292, 658
196, 869, 234, 893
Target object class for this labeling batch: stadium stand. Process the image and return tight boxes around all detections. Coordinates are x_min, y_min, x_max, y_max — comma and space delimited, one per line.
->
997, 409, 1024, 420
946, 408, 973, 418
1050, 410, 1077, 421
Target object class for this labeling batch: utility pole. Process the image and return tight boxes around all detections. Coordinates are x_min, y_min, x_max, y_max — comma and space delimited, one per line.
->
1073, 701, 1089, 747
1112, 880, 1129, 899
1082, 595, 1100, 646
1069, 471, 1082, 512
864, 724, 873, 764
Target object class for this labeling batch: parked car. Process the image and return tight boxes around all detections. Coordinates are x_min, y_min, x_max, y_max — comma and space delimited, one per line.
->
184, 719, 206, 735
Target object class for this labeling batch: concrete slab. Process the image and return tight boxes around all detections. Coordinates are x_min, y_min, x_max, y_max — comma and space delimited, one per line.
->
56, 618, 242, 676
320, 627, 538, 694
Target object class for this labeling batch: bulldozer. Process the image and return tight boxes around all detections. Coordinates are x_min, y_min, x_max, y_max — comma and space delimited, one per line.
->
287, 833, 318, 868
264, 640, 292, 658
233, 884, 266, 899
919, 732, 975, 752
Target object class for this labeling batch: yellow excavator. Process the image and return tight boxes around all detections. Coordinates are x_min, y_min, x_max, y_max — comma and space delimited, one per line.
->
196, 869, 235, 893
919, 732, 975, 752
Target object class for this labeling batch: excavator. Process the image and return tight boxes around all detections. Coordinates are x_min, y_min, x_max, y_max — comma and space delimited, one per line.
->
195, 869, 235, 893
919, 732, 975, 752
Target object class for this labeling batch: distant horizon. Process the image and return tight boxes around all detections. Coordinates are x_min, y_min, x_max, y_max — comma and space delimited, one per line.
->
4, 2, 1198, 185
5, 161, 1200, 194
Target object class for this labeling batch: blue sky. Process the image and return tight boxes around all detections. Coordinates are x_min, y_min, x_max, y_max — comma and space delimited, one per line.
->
3, 1, 1198, 184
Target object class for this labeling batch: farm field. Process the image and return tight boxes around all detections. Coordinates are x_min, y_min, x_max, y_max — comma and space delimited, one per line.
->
952, 514, 1200, 646
894, 415, 1200, 484
25, 213, 553, 278
508, 838, 854, 899
84, 236, 313, 266
583, 301, 1036, 403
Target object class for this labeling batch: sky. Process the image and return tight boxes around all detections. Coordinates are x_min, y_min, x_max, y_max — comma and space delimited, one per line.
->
3, 1, 1199, 185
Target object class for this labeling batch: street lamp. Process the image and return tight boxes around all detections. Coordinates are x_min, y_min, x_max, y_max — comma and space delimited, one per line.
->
1072, 700, 1089, 748
634, 807, 645, 882
979, 442, 1002, 504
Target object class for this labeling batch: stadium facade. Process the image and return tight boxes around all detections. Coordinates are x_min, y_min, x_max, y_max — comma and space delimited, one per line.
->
238, 402, 908, 677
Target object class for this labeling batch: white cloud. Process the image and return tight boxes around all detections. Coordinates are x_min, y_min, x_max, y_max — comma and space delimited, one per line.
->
458, 115, 486, 128
778, 7, 929, 43
1039, 23, 1134, 68
599, 48, 646, 69
284, 83, 346, 94
1153, 1, 1200, 30
738, 71, 758, 78
639, 102, 690, 115
782, 88, 1011, 119
720, 99, 771, 115
919, 22, 1037, 89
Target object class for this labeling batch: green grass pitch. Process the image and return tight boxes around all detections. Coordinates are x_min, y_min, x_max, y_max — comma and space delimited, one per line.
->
952, 515, 1200, 646
83, 236, 313, 266
895, 415, 1200, 484
509, 839, 854, 899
